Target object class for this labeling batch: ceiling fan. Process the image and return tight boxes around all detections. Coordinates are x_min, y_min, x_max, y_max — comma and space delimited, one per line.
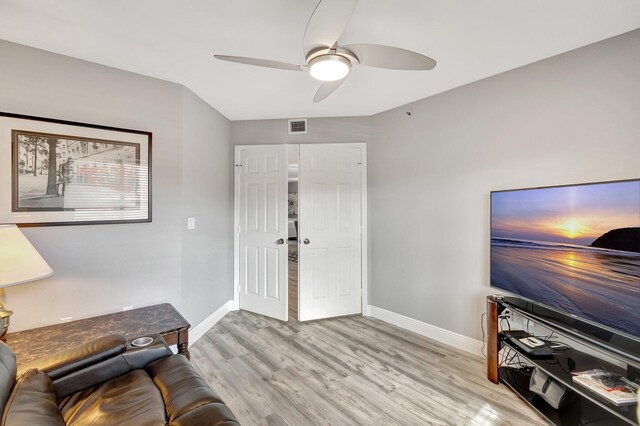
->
214, 0, 436, 102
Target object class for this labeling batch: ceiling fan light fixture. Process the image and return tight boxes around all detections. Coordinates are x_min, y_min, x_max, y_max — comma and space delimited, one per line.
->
308, 54, 351, 81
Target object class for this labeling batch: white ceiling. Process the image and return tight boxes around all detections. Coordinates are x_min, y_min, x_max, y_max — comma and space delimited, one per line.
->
0, 1, 639, 121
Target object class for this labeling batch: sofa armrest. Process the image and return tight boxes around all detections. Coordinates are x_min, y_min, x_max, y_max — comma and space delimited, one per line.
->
50, 334, 172, 398
122, 335, 173, 370
17, 334, 127, 380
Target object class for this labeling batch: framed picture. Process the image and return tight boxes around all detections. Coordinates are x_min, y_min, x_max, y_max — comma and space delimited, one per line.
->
0, 112, 151, 226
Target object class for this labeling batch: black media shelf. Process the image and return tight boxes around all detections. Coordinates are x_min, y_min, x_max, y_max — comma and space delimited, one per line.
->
499, 337, 637, 425
501, 296, 640, 366
487, 295, 639, 426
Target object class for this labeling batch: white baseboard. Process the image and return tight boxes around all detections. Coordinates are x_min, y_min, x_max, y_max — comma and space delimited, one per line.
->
189, 300, 234, 346
368, 305, 483, 357
363, 304, 372, 316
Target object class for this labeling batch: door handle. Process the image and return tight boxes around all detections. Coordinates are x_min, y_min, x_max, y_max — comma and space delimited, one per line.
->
303, 238, 310, 245
276, 238, 285, 245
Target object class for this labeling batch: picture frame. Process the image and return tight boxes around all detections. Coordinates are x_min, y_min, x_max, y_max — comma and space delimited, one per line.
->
0, 112, 152, 226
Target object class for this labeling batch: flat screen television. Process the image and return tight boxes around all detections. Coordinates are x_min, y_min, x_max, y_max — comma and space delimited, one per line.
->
490, 179, 640, 341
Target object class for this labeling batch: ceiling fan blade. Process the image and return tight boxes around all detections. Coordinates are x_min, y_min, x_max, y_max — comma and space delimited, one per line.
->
313, 78, 347, 103
214, 55, 304, 71
344, 44, 436, 70
303, 0, 358, 55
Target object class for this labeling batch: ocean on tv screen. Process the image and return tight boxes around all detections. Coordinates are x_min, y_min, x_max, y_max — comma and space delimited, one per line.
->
490, 180, 640, 339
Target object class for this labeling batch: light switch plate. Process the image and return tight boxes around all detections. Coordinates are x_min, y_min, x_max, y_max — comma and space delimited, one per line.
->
187, 217, 196, 230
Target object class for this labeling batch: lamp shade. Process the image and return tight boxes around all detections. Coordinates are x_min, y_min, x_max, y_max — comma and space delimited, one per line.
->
0, 225, 53, 287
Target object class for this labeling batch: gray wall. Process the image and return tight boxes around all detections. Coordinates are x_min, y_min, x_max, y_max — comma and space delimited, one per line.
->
369, 29, 640, 340
181, 88, 234, 325
231, 117, 372, 145
0, 40, 233, 331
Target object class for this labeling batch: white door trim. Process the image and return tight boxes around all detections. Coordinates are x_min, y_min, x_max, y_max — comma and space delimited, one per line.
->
233, 143, 368, 318
233, 145, 241, 310
358, 143, 369, 317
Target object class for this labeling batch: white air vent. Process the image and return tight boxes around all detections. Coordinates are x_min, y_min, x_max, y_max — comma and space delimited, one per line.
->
288, 119, 307, 135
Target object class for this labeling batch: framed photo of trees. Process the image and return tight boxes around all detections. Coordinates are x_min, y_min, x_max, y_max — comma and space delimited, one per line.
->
0, 112, 151, 226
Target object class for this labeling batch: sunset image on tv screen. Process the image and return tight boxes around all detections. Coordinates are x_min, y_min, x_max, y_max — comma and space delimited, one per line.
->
491, 180, 640, 339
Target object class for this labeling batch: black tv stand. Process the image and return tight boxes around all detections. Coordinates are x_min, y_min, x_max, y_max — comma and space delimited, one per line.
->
487, 295, 639, 426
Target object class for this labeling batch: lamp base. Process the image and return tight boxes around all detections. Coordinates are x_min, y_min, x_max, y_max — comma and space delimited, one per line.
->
0, 289, 12, 340
0, 308, 12, 341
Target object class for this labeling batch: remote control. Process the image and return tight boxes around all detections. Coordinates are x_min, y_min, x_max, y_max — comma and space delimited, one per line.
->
518, 337, 545, 348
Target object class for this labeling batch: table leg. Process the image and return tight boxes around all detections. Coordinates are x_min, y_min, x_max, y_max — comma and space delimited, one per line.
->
486, 296, 499, 384
177, 329, 190, 360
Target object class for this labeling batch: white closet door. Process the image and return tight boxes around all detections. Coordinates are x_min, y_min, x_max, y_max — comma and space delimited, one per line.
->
298, 144, 362, 321
237, 145, 288, 321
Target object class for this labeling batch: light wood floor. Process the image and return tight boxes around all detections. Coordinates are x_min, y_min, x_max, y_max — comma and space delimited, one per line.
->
191, 310, 546, 425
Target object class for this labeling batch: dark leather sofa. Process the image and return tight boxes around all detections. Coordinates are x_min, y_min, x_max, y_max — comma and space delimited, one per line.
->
0, 333, 239, 425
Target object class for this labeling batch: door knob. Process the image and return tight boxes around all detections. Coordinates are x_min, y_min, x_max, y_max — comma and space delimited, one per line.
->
276, 238, 285, 245
303, 238, 310, 245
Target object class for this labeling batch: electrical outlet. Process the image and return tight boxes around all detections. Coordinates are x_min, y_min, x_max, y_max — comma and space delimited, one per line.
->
187, 217, 196, 230
60, 317, 73, 323
500, 308, 512, 318
123, 306, 133, 311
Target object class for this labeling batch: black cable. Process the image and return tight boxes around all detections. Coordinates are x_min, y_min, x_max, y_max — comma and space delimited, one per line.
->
499, 317, 511, 332
504, 349, 516, 366
501, 347, 530, 394
503, 347, 528, 369
511, 352, 528, 369
543, 355, 571, 374
540, 331, 555, 342
510, 346, 528, 368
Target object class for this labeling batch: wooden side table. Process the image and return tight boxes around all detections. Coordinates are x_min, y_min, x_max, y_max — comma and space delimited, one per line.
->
4, 303, 191, 364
